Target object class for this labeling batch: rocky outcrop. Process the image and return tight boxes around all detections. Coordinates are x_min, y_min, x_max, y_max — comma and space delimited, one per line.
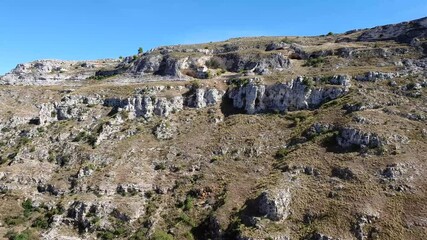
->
331, 167, 356, 180
355, 71, 399, 82
402, 58, 427, 75
39, 103, 58, 125
153, 121, 175, 140
0, 59, 117, 85
352, 213, 379, 240
381, 163, 406, 180
228, 76, 350, 114
220, 52, 291, 74
186, 88, 224, 108
127, 54, 163, 74
104, 95, 184, 119
266, 42, 289, 51
336, 127, 382, 150
126, 53, 213, 79
38, 95, 103, 125
66, 201, 116, 232
357, 17, 427, 43
94, 121, 122, 146
258, 187, 291, 221
304, 123, 335, 139
155, 55, 186, 78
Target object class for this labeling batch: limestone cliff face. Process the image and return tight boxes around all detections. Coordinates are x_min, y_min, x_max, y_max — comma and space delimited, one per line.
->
1, 17, 427, 240
38, 95, 103, 125
227, 75, 350, 114
103, 87, 223, 119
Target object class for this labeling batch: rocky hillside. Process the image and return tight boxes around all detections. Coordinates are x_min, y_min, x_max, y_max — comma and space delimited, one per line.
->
0, 17, 426, 240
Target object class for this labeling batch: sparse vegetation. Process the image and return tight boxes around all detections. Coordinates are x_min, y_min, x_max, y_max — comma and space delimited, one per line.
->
227, 78, 250, 87
303, 57, 324, 67
152, 230, 174, 240
0, 18, 426, 240
302, 77, 315, 88
5, 229, 36, 240
275, 147, 289, 160
205, 57, 225, 70
281, 37, 294, 44
189, 79, 201, 89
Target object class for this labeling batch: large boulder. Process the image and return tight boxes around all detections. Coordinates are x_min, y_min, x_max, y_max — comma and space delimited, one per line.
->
336, 127, 382, 150
258, 187, 291, 221
185, 88, 224, 108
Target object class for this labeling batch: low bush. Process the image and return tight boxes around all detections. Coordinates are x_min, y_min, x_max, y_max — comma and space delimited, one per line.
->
275, 147, 289, 160
303, 57, 324, 67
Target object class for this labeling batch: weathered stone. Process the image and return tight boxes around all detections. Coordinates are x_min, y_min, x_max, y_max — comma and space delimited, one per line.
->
331, 167, 356, 180
382, 163, 406, 180
153, 121, 175, 140
266, 42, 290, 51
228, 76, 349, 114
258, 187, 291, 221
355, 71, 398, 82
336, 127, 381, 149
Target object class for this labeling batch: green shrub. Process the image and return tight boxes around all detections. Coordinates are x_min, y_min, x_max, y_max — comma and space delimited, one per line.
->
130, 229, 147, 240
5, 215, 26, 226
184, 232, 195, 240
206, 70, 213, 79
32, 216, 49, 229
86, 134, 97, 148
98, 231, 115, 240
47, 151, 56, 163
275, 147, 289, 160
154, 163, 166, 171
281, 37, 294, 44
73, 131, 88, 142
179, 212, 196, 227
319, 76, 332, 83
302, 77, 315, 88
189, 80, 201, 89
327, 32, 334, 36
88, 74, 114, 81
183, 196, 194, 211
5, 229, 30, 240
22, 199, 34, 217
1, 127, 11, 133
18, 137, 31, 146
205, 57, 225, 70
152, 230, 174, 240
303, 57, 324, 67
138, 47, 143, 54
57, 154, 71, 167
5, 229, 35, 240
227, 78, 250, 87
406, 82, 417, 90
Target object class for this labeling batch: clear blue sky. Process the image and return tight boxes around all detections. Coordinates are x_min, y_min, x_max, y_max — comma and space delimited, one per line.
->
0, 0, 426, 74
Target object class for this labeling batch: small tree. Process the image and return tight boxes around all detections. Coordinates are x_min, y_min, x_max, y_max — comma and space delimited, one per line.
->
138, 47, 143, 54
